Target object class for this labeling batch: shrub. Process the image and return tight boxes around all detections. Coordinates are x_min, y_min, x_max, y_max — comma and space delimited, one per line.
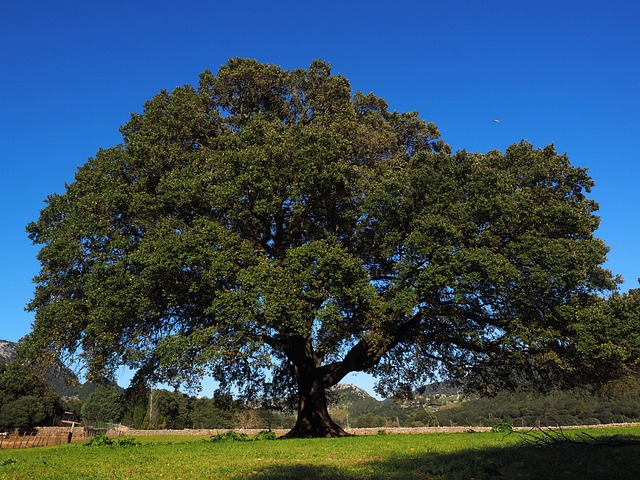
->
84, 433, 113, 446
491, 422, 513, 433
114, 437, 141, 447
253, 430, 277, 441
84, 433, 140, 447
210, 431, 250, 443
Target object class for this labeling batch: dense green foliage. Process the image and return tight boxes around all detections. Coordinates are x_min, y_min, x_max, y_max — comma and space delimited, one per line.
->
432, 389, 640, 428
83, 433, 140, 447
574, 289, 640, 386
0, 361, 62, 430
209, 430, 276, 442
25, 58, 617, 436
329, 385, 640, 429
118, 388, 295, 430
80, 384, 125, 424
7, 382, 293, 432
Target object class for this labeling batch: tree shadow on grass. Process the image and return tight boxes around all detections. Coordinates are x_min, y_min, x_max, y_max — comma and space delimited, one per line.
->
236, 439, 640, 480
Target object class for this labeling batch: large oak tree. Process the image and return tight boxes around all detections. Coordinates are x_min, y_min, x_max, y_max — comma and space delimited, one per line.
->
26, 59, 616, 437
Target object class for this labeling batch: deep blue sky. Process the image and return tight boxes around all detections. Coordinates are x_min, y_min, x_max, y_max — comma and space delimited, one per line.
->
2, 1, 638, 395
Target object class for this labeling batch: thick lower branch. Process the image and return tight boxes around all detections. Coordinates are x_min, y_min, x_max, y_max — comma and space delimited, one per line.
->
321, 311, 425, 387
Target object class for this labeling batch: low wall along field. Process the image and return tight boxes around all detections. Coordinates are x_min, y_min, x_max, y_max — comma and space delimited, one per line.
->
113, 422, 640, 437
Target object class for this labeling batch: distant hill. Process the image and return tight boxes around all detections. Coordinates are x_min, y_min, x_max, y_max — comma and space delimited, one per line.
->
0, 340, 18, 363
330, 383, 376, 401
327, 381, 464, 413
417, 380, 461, 396
328, 383, 382, 416
0, 339, 96, 399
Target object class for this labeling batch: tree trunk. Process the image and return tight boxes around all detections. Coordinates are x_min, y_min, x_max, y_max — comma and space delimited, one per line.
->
283, 372, 350, 438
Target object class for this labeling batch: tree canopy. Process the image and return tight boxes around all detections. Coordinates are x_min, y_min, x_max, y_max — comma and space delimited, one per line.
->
572, 288, 640, 388
0, 361, 62, 430
80, 384, 125, 425
26, 58, 616, 437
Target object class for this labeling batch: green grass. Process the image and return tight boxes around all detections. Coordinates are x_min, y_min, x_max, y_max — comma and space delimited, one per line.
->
1, 427, 639, 479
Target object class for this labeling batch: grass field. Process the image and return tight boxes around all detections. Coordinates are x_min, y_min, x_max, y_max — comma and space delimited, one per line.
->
1, 426, 639, 479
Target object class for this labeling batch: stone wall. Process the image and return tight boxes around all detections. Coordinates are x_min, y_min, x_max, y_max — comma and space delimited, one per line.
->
105, 422, 640, 437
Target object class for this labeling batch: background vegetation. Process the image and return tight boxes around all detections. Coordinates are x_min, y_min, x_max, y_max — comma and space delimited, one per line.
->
3, 339, 640, 433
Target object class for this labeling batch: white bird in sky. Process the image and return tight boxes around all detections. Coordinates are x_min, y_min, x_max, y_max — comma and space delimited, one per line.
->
492, 119, 501, 123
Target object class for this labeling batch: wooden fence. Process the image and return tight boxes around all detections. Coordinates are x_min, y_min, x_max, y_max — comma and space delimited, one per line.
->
0, 426, 90, 450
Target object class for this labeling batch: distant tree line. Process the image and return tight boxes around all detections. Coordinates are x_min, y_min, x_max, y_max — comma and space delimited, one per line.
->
345, 387, 640, 428
0, 356, 296, 431
64, 384, 296, 431
436, 389, 640, 428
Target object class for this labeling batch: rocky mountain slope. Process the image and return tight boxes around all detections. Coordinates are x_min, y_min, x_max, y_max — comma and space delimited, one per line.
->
0, 338, 97, 399
0, 339, 18, 362
328, 383, 382, 417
